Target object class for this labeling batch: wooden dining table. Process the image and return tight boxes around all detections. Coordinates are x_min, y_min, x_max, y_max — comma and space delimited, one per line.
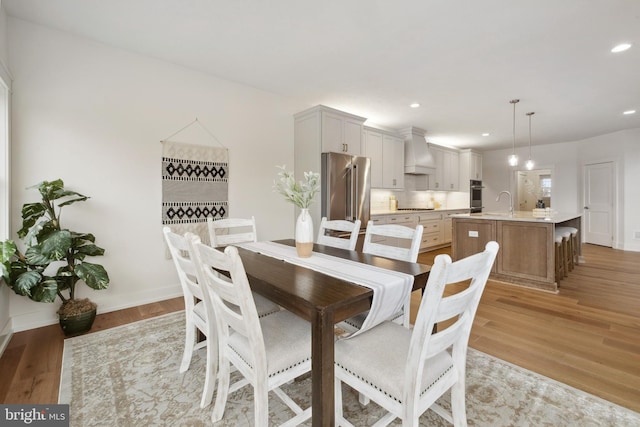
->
234, 239, 431, 427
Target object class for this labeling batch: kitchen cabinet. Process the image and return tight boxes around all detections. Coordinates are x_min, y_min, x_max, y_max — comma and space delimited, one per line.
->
294, 105, 367, 227
363, 127, 404, 189
321, 110, 365, 155
418, 211, 443, 250
382, 134, 404, 189
295, 105, 366, 156
374, 209, 470, 252
459, 149, 483, 186
363, 129, 384, 188
429, 145, 459, 191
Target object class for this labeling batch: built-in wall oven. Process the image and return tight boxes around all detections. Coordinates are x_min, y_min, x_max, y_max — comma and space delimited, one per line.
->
470, 180, 483, 213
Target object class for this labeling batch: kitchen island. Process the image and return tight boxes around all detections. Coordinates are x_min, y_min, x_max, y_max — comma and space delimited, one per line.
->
451, 211, 582, 292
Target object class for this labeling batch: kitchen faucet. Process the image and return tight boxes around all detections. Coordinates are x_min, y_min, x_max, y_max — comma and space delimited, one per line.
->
496, 191, 514, 216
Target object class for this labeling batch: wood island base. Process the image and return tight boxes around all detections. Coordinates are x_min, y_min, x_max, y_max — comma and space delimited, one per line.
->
451, 212, 582, 292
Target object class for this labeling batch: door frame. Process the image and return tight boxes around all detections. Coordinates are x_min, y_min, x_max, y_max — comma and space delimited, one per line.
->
582, 160, 618, 248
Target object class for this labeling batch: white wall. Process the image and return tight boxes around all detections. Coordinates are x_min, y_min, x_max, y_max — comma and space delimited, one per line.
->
482, 129, 640, 251
7, 17, 299, 331
0, 1, 11, 348
576, 129, 640, 252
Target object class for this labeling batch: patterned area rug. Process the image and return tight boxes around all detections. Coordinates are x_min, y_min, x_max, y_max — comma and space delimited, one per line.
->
60, 312, 640, 426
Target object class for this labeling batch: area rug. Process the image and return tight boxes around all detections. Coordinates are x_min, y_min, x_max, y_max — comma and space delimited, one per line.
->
60, 312, 640, 426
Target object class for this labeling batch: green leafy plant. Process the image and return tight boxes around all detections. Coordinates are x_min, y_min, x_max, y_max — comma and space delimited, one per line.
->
273, 165, 320, 209
0, 179, 109, 315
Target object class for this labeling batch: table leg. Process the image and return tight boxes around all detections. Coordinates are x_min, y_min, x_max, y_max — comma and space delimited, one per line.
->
311, 308, 335, 427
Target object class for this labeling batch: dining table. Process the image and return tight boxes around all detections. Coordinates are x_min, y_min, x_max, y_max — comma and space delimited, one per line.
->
234, 239, 431, 427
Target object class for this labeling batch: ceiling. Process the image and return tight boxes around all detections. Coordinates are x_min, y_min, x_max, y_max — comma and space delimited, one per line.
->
4, 0, 640, 151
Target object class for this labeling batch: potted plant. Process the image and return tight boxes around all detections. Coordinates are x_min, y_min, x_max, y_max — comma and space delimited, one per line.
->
273, 165, 320, 257
0, 179, 109, 336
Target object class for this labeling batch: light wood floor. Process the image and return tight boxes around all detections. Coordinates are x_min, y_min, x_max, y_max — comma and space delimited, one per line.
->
1, 244, 639, 414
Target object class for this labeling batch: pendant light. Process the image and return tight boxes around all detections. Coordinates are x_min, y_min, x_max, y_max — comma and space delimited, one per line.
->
508, 99, 519, 166
525, 112, 535, 170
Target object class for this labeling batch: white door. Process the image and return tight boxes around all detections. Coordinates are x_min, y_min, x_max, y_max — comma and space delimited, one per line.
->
584, 162, 614, 247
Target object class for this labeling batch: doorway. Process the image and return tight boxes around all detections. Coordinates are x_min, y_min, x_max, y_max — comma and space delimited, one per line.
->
583, 162, 614, 247
515, 169, 552, 211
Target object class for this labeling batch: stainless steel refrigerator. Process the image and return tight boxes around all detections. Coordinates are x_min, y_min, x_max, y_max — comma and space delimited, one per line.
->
321, 152, 371, 232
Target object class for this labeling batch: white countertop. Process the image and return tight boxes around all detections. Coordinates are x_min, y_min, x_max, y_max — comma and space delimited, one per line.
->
450, 211, 582, 224
372, 207, 470, 216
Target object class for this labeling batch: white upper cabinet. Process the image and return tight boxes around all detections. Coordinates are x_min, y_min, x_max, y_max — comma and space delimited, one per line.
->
363, 129, 384, 187
294, 105, 366, 157
428, 145, 459, 191
382, 134, 404, 189
363, 127, 404, 189
320, 109, 365, 155
459, 149, 483, 187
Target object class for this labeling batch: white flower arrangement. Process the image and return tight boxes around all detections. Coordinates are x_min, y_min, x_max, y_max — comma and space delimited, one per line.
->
273, 165, 320, 209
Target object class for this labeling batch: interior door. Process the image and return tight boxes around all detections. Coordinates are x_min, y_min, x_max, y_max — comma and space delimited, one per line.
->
584, 162, 613, 247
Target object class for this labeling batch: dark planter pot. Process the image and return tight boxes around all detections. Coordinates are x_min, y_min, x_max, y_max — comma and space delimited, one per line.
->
59, 308, 97, 337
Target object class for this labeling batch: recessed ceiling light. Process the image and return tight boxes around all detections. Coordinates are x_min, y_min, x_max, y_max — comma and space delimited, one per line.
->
482, 133, 490, 137
611, 43, 632, 53
409, 103, 420, 108
623, 110, 636, 115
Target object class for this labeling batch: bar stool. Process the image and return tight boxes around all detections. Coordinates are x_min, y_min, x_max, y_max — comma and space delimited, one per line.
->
565, 227, 579, 266
554, 233, 565, 284
556, 226, 577, 272
554, 228, 571, 278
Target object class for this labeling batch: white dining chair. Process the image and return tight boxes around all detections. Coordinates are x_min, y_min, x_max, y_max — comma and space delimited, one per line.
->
188, 235, 313, 426
207, 216, 258, 247
162, 226, 217, 408
163, 226, 280, 408
341, 221, 424, 332
316, 217, 361, 251
334, 241, 499, 427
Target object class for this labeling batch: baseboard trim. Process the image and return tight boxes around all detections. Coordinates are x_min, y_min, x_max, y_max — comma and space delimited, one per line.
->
9, 285, 183, 333
0, 320, 13, 359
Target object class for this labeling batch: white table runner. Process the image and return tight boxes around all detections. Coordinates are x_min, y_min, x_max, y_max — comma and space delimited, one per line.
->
237, 241, 414, 338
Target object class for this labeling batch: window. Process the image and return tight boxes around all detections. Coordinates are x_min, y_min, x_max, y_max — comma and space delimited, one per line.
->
539, 174, 551, 198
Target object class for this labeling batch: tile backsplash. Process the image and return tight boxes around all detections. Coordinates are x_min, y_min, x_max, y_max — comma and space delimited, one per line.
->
371, 188, 470, 211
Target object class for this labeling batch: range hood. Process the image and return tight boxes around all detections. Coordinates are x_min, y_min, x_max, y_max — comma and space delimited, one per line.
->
400, 127, 436, 175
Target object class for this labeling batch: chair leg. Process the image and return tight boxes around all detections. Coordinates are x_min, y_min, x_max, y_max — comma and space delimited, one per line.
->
450, 380, 468, 427
555, 241, 564, 284
335, 377, 344, 425
200, 326, 218, 408
562, 237, 569, 277
567, 236, 574, 271
180, 320, 196, 373
211, 359, 231, 423
254, 380, 269, 427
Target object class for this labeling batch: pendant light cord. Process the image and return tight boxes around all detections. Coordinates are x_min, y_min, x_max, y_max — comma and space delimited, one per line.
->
512, 102, 516, 154
528, 112, 533, 157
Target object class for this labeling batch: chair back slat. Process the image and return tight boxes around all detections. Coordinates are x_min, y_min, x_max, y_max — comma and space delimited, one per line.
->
316, 217, 361, 250
362, 221, 424, 263
208, 216, 258, 247
163, 226, 204, 300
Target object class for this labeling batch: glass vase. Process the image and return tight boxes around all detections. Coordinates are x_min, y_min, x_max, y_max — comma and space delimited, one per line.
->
295, 208, 314, 257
